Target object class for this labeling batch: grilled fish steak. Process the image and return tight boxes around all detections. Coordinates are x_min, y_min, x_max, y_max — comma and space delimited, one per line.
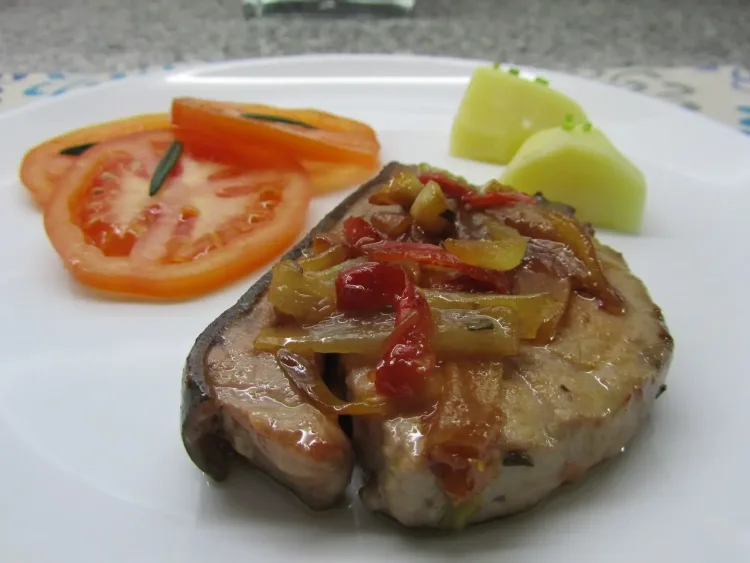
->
182, 161, 673, 525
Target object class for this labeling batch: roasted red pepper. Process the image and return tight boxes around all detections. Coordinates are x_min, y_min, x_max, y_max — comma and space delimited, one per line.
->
363, 240, 464, 269
419, 172, 473, 199
343, 216, 383, 248
335, 261, 435, 398
361, 240, 514, 293
419, 172, 535, 209
335, 261, 406, 312
376, 281, 435, 398
464, 191, 536, 208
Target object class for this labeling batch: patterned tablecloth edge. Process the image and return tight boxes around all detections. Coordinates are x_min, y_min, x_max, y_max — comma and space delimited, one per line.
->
1, 64, 749, 135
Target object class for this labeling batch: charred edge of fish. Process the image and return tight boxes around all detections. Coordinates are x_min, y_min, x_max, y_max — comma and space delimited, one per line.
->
502, 450, 534, 467
180, 365, 233, 481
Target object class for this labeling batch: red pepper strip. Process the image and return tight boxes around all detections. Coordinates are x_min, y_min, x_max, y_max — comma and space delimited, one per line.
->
419, 172, 536, 208
343, 216, 383, 248
418, 172, 473, 199
376, 281, 435, 398
361, 240, 514, 293
335, 261, 435, 398
364, 240, 465, 269
335, 261, 406, 312
464, 191, 536, 208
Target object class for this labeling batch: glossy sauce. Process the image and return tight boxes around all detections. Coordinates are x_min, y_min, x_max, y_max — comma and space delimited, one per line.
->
268, 172, 626, 503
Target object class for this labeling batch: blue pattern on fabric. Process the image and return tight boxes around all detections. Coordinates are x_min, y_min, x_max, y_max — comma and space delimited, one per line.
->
731, 67, 750, 93
17, 65, 182, 99
739, 106, 750, 135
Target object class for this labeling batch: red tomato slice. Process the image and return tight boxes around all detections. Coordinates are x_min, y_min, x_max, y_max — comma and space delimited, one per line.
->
43, 128, 312, 300
171, 98, 381, 167
19, 113, 171, 208
303, 160, 380, 195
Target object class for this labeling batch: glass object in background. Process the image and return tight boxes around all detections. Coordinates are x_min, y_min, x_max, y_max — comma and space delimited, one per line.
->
243, 0, 416, 17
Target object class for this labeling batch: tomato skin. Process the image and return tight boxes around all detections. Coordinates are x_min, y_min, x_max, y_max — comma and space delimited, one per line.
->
43, 128, 312, 300
171, 98, 380, 168
19, 113, 171, 208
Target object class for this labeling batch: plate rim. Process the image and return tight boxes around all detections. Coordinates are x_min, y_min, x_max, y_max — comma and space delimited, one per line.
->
1, 53, 748, 145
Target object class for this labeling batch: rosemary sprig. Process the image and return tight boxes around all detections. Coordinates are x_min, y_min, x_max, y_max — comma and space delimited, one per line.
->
149, 140, 183, 197
240, 113, 315, 129
59, 142, 97, 156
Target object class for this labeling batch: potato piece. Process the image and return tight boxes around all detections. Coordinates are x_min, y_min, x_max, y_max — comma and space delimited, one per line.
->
450, 66, 587, 165
500, 123, 647, 234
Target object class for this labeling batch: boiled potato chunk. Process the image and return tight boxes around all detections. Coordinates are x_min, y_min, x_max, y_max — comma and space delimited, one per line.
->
500, 124, 647, 234
450, 66, 587, 165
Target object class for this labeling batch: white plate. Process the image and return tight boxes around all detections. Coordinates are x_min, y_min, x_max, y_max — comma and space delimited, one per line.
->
1, 55, 749, 563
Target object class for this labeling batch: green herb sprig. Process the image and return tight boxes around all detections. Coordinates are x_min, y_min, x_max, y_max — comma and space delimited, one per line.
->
240, 113, 315, 129
149, 141, 183, 197
59, 142, 97, 156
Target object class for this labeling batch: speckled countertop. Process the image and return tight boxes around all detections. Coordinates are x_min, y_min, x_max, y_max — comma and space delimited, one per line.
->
0, 0, 749, 72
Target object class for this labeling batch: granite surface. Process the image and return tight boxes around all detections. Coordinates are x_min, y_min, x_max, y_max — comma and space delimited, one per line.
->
1, 0, 749, 72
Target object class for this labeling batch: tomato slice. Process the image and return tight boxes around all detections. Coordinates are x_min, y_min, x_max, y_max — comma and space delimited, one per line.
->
171, 98, 381, 167
43, 128, 311, 299
19, 113, 170, 208
302, 160, 380, 195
